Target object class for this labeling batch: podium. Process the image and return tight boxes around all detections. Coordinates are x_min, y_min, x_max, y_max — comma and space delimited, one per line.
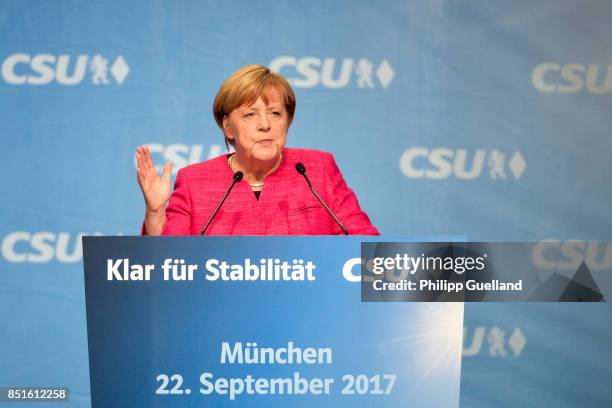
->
83, 236, 463, 407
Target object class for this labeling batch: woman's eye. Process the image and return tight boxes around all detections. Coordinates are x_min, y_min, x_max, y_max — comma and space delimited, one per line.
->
243, 112, 254, 118
270, 111, 281, 117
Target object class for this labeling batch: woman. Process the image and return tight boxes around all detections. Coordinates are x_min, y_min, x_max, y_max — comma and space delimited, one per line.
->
136, 64, 378, 235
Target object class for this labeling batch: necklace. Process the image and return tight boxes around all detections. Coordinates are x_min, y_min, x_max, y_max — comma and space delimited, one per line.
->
227, 154, 236, 172
228, 154, 279, 188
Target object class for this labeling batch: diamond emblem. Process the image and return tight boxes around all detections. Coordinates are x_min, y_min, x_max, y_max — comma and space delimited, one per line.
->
508, 328, 526, 356
376, 59, 394, 88
508, 151, 527, 179
111, 56, 129, 84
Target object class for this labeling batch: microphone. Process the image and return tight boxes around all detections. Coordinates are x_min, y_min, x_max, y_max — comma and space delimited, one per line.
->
200, 171, 243, 235
295, 163, 349, 235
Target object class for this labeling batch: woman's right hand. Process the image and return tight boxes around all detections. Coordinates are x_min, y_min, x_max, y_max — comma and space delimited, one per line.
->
136, 146, 172, 234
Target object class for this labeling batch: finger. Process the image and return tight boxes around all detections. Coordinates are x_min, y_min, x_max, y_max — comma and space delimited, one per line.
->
161, 161, 173, 183
136, 147, 145, 170
138, 146, 155, 174
144, 146, 156, 173
136, 168, 146, 190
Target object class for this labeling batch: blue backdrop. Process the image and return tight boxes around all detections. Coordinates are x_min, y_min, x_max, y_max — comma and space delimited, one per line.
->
1, 1, 611, 407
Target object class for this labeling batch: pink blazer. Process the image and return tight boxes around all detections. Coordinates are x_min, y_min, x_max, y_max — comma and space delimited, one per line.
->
152, 148, 379, 236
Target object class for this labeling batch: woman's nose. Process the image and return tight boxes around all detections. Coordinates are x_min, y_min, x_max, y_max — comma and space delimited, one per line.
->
257, 112, 271, 131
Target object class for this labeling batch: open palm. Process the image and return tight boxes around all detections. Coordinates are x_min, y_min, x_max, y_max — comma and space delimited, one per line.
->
136, 146, 172, 212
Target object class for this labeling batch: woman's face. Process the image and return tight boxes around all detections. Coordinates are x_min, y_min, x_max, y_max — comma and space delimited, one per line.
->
223, 89, 288, 163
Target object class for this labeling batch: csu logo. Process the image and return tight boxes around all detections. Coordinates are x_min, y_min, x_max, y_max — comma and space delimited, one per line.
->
269, 57, 394, 89
531, 240, 612, 271
463, 326, 526, 357
136, 143, 224, 175
1, 54, 129, 85
399, 148, 527, 180
532, 63, 612, 94
1, 232, 102, 263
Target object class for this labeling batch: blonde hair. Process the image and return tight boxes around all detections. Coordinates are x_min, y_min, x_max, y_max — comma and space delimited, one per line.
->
213, 64, 296, 147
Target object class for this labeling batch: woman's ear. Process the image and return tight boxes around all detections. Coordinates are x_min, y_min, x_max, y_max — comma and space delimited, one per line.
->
222, 115, 234, 140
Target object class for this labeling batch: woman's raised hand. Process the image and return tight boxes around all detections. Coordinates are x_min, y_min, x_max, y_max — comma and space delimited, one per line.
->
136, 145, 172, 213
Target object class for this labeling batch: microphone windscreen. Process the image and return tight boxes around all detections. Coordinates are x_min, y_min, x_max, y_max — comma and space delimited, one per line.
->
295, 163, 306, 174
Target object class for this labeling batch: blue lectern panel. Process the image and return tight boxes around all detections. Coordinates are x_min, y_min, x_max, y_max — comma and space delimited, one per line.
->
83, 236, 463, 407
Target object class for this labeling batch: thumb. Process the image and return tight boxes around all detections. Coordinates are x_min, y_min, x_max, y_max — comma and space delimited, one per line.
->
161, 161, 173, 183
